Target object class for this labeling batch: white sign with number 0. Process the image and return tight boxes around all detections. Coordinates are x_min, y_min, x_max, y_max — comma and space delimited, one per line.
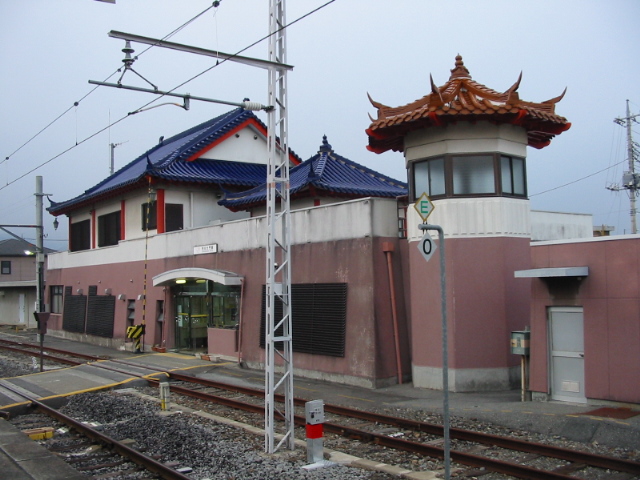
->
418, 231, 437, 262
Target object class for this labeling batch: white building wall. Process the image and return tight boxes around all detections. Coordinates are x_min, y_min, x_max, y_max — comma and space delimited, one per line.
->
530, 210, 593, 241
404, 122, 528, 165
126, 193, 153, 240
200, 125, 267, 164
48, 197, 400, 269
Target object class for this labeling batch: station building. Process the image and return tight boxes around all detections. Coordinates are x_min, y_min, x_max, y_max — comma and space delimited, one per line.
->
44, 56, 640, 405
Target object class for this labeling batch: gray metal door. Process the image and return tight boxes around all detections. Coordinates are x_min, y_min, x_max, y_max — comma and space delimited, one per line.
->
549, 307, 586, 403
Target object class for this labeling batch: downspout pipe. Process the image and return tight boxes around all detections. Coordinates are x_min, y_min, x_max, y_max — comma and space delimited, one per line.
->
382, 241, 402, 384
237, 278, 246, 366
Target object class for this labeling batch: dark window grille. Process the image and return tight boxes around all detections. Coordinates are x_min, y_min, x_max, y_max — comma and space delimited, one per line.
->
86, 295, 116, 338
141, 201, 157, 231
70, 219, 91, 252
62, 294, 87, 334
98, 211, 121, 247
260, 283, 347, 357
166, 203, 184, 232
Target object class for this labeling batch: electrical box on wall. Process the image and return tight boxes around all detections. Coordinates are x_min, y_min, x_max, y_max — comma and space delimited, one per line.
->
510, 330, 530, 355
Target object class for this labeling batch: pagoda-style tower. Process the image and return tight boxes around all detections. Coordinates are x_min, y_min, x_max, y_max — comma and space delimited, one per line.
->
366, 55, 570, 391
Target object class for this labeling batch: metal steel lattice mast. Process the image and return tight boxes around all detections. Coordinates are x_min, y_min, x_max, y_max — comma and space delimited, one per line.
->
265, 0, 294, 453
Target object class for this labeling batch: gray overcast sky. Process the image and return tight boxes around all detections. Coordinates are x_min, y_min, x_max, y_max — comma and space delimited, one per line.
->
1, 0, 639, 248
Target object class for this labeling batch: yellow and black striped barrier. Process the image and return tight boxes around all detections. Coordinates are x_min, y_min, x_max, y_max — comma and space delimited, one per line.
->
126, 324, 145, 353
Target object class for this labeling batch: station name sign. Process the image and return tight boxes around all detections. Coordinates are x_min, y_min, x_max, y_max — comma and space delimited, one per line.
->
194, 244, 218, 255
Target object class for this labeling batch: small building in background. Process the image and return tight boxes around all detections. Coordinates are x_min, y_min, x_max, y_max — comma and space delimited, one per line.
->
0, 238, 54, 328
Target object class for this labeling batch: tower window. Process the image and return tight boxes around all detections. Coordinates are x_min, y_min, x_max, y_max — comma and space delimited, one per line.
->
411, 153, 526, 201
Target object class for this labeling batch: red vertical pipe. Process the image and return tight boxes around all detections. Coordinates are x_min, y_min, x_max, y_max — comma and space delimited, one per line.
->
157, 188, 165, 234
120, 200, 126, 240
382, 241, 402, 384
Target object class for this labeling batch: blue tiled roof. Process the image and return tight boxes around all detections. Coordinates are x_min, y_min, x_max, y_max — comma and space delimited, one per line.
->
220, 136, 408, 210
48, 109, 270, 215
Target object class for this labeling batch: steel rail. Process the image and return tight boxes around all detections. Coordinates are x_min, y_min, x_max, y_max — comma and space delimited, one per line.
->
0, 339, 103, 362
3, 340, 637, 476
33, 400, 192, 480
0, 381, 191, 480
166, 372, 640, 476
151, 379, 582, 480
0, 343, 82, 366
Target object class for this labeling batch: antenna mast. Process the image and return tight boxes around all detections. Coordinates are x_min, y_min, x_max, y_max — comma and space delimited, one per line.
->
608, 100, 640, 233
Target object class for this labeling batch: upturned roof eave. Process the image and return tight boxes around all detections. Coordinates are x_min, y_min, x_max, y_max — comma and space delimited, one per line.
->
366, 55, 570, 154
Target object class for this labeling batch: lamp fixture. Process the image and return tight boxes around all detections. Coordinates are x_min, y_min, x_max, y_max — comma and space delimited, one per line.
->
176, 279, 187, 284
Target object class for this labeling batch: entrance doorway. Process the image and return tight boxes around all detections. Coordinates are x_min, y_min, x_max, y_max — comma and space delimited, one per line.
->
173, 279, 241, 353
549, 307, 586, 403
175, 294, 208, 351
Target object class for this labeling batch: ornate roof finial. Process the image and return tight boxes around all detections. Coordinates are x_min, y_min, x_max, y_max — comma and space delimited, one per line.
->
319, 135, 333, 153
449, 54, 471, 79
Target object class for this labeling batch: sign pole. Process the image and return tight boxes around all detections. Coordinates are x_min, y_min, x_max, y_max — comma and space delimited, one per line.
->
418, 222, 450, 479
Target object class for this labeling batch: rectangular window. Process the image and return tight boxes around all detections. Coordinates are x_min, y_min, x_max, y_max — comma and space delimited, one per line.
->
70, 219, 91, 252
453, 155, 495, 195
98, 210, 121, 247
1, 261, 11, 275
166, 203, 184, 232
414, 157, 445, 199
501, 155, 526, 196
50, 285, 64, 313
141, 201, 157, 231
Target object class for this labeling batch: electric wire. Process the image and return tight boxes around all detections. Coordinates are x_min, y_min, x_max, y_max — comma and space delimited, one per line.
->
529, 158, 627, 197
0, 0, 336, 193
0, 2, 220, 168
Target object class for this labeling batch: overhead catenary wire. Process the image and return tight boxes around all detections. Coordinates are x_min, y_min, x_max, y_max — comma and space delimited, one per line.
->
0, 1, 336, 193
529, 158, 627, 197
0, 2, 220, 168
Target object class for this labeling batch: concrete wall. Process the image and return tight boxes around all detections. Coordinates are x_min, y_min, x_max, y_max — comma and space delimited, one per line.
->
530, 210, 593, 241
526, 235, 640, 404
410, 236, 531, 391
46, 198, 407, 388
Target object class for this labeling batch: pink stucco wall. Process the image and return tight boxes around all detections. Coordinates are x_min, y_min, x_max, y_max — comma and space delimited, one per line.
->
527, 236, 640, 403
45, 236, 409, 388
410, 236, 532, 388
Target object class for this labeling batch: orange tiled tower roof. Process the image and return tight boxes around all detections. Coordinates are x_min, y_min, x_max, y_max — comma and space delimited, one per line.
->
366, 55, 571, 154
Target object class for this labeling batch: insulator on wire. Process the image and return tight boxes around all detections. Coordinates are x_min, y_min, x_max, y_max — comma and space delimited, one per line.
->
242, 101, 264, 111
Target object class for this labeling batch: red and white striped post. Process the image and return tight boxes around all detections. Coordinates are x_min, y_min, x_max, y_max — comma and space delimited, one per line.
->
305, 400, 325, 464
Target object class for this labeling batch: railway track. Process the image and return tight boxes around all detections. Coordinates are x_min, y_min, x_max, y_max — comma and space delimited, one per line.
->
157, 373, 640, 480
2, 338, 639, 479
2, 382, 194, 480
0, 338, 103, 366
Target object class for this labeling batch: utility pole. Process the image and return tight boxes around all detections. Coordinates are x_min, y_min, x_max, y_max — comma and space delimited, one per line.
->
608, 100, 640, 233
35, 176, 45, 315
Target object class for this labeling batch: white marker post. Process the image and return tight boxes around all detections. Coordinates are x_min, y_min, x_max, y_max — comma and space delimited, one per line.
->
414, 193, 450, 479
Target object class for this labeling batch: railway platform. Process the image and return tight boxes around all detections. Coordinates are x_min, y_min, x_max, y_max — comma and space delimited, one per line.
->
0, 328, 639, 479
